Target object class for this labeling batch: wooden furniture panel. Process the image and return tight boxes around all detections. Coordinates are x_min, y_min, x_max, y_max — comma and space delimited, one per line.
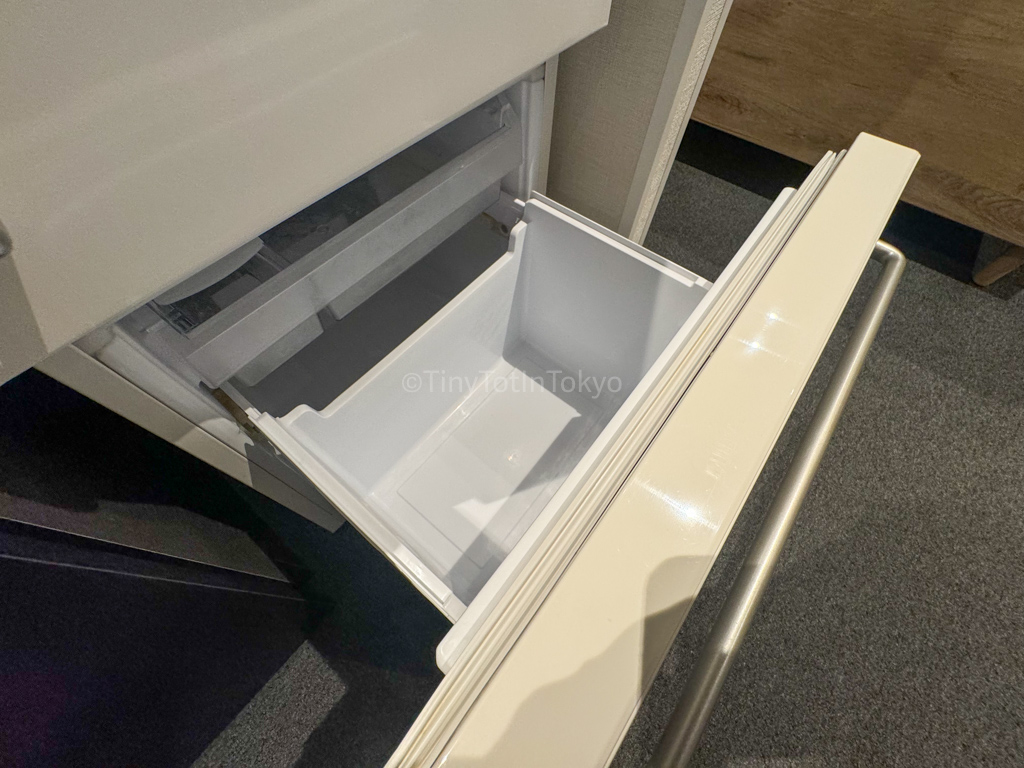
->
693, 0, 1024, 246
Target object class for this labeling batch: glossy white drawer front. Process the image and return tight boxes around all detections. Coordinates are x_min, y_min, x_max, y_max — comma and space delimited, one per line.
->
386, 134, 919, 768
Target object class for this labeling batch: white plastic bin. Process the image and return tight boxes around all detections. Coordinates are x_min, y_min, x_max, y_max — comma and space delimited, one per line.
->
247, 198, 710, 610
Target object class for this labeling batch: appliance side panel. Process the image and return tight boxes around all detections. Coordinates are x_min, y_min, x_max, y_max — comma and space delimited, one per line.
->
547, 0, 693, 230
35, 346, 342, 531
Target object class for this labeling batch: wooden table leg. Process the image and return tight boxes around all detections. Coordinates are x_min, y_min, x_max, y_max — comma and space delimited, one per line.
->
974, 245, 1024, 287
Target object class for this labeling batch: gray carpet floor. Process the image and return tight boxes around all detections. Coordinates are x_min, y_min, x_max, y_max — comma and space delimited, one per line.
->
613, 163, 1024, 766
193, 161, 1024, 767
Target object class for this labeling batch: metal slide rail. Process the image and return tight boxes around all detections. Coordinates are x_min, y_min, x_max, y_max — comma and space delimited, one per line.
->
647, 241, 907, 767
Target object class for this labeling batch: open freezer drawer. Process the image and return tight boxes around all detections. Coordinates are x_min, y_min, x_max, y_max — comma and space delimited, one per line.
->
383, 133, 919, 767
217, 135, 909, 675
239, 195, 717, 619
229, 183, 808, 639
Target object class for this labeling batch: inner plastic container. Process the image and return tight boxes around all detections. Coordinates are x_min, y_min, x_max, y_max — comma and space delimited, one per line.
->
244, 200, 710, 604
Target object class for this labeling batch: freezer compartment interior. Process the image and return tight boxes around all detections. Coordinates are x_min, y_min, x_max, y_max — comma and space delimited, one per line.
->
231, 215, 512, 417
244, 200, 710, 607
147, 95, 522, 388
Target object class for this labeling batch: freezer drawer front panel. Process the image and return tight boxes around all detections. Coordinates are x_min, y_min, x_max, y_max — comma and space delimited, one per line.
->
392, 134, 919, 768
0, 0, 610, 386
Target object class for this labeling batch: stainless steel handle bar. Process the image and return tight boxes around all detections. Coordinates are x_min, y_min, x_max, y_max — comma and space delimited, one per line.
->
647, 241, 906, 768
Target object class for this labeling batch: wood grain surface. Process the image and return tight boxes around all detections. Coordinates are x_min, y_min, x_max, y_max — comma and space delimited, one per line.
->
693, 0, 1024, 245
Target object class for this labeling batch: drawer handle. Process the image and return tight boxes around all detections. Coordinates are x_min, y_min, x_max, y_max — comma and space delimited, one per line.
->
646, 240, 906, 768
0, 218, 10, 258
